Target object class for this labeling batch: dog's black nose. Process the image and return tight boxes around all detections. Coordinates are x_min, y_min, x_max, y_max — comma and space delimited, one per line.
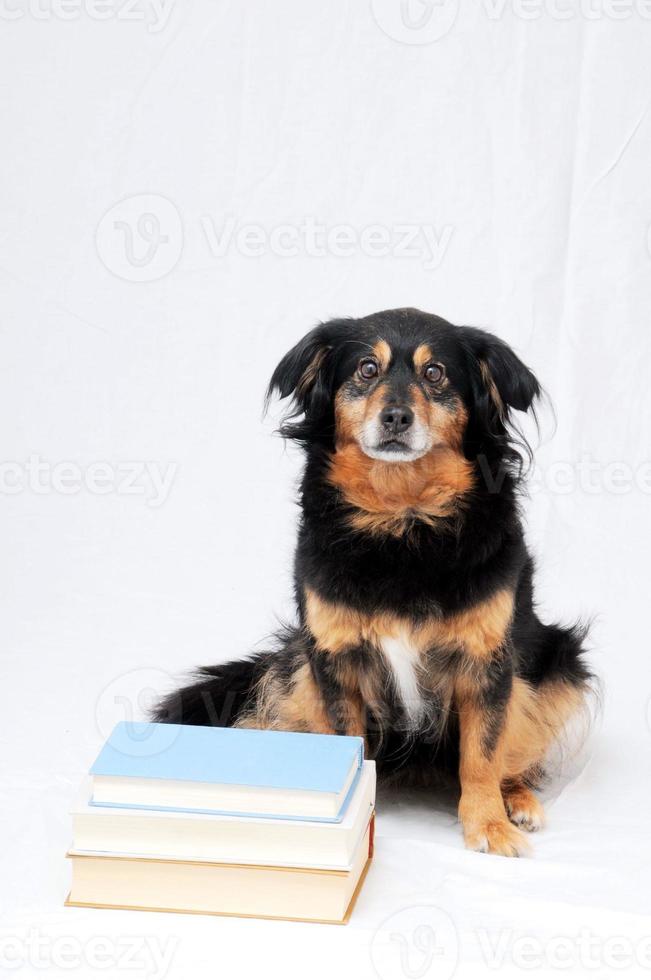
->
380, 404, 414, 435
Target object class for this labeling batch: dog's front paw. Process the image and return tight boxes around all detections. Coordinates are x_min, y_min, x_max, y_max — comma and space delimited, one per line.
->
463, 818, 530, 857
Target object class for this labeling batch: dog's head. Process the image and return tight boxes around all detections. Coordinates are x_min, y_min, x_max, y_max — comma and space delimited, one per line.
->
267, 308, 540, 470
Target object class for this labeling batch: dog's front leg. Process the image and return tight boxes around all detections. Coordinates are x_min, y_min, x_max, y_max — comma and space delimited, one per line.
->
455, 654, 528, 857
309, 648, 367, 738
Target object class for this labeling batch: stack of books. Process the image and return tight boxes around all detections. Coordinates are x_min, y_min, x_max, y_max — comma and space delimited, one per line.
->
66, 721, 376, 924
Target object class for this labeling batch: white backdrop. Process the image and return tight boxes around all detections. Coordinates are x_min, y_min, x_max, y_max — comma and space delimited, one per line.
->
2, 2, 651, 978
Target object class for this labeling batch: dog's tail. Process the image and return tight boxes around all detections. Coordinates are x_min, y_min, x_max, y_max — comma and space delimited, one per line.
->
153, 655, 267, 728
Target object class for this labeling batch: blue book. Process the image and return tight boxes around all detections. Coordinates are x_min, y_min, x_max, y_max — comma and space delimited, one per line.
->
89, 722, 364, 823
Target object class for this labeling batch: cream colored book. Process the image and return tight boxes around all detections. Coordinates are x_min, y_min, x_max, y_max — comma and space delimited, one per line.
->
71, 762, 375, 870
66, 818, 374, 925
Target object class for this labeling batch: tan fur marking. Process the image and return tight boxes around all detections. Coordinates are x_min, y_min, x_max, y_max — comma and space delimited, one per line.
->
456, 693, 527, 855
328, 442, 475, 536
334, 385, 384, 447
418, 389, 465, 449
502, 779, 545, 831
282, 663, 336, 732
332, 377, 472, 537
413, 343, 434, 372
500, 677, 585, 778
372, 339, 392, 372
323, 654, 388, 743
332, 337, 471, 536
454, 674, 586, 780
305, 588, 513, 660
236, 661, 334, 734
236, 656, 374, 739
454, 672, 587, 853
305, 588, 398, 653
480, 360, 504, 417
406, 383, 462, 451
420, 590, 514, 660
338, 691, 367, 738
297, 347, 330, 399
455, 674, 535, 855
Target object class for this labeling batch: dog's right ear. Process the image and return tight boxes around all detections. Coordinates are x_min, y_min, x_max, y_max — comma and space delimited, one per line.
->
267, 326, 331, 409
265, 322, 339, 440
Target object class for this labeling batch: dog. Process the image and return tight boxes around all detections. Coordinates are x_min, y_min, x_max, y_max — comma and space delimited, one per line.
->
154, 308, 591, 856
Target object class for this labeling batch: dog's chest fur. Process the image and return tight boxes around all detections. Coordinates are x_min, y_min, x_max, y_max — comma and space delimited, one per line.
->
378, 629, 427, 725
304, 586, 514, 727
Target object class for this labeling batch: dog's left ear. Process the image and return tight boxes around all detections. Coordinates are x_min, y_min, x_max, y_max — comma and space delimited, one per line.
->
463, 327, 540, 415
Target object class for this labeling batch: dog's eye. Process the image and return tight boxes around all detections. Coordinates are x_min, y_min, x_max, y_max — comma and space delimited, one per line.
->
359, 359, 379, 380
424, 363, 445, 384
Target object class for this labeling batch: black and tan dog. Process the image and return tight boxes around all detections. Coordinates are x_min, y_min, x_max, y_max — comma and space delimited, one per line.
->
155, 308, 591, 856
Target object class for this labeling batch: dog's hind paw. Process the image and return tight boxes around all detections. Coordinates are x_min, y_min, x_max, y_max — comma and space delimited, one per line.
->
503, 784, 545, 833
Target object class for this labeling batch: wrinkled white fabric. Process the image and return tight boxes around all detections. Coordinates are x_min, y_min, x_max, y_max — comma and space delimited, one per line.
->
1, 2, 650, 978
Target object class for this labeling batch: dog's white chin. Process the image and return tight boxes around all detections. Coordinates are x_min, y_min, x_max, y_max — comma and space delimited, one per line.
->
360, 443, 430, 463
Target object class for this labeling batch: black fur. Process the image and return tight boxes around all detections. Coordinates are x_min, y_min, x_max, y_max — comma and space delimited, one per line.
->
154, 308, 590, 784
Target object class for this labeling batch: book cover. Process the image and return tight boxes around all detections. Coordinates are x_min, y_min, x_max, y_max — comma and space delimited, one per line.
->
89, 722, 364, 821
65, 816, 375, 925
72, 761, 376, 869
